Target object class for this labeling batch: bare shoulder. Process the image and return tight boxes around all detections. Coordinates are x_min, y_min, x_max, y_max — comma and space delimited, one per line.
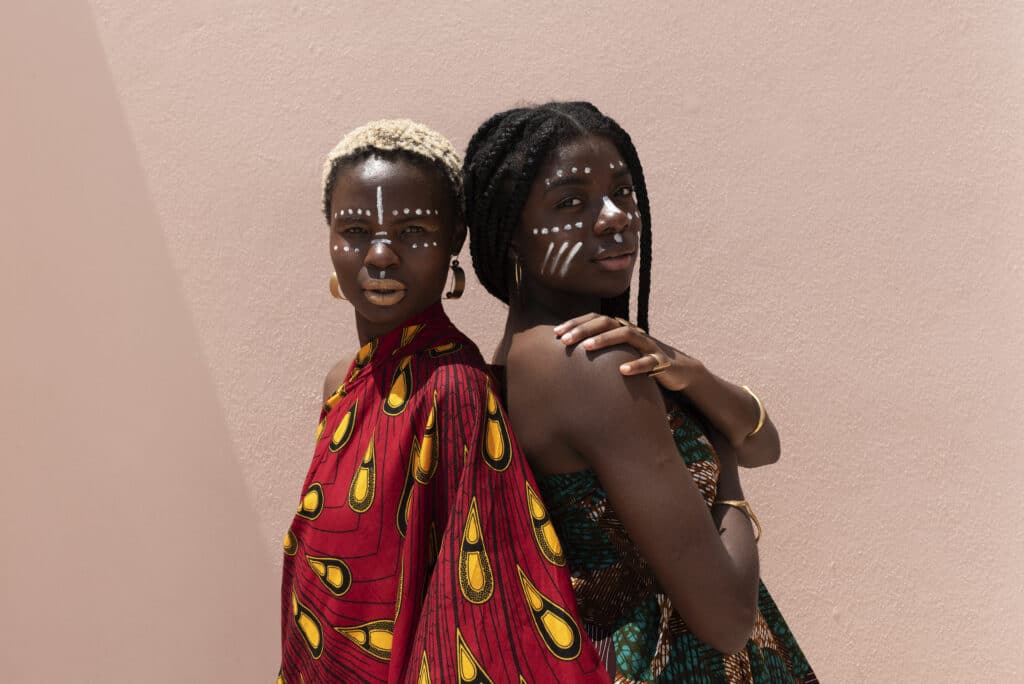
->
322, 355, 353, 402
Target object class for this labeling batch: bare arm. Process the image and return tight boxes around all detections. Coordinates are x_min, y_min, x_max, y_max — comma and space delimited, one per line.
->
510, 337, 759, 653
555, 314, 780, 467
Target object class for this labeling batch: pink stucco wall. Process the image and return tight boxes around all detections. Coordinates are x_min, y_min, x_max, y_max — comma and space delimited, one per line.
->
3, 2, 1022, 681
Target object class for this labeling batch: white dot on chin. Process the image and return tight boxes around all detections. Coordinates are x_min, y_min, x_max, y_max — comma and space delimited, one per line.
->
404, 208, 410, 214
416, 208, 422, 215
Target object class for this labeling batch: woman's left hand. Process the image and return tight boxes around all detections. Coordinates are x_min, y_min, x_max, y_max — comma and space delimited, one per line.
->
553, 313, 701, 392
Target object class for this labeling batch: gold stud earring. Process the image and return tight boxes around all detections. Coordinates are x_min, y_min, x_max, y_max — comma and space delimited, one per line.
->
329, 272, 346, 300
445, 258, 465, 299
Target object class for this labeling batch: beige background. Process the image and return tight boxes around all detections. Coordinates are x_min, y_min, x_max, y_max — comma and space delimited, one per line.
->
3, 1, 1022, 682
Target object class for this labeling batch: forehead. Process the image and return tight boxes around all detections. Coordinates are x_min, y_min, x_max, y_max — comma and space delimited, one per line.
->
331, 154, 448, 206
541, 135, 622, 172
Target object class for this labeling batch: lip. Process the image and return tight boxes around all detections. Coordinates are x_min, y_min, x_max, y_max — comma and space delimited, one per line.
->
592, 248, 636, 272
362, 279, 407, 306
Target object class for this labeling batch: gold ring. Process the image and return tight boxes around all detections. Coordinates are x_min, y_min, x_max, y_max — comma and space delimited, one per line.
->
614, 317, 647, 335
646, 354, 672, 377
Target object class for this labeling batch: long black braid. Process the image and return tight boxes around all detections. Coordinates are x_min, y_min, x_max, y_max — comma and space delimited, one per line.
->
463, 102, 653, 331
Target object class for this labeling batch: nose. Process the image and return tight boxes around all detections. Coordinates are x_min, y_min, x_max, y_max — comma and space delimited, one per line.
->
594, 195, 629, 236
364, 234, 399, 274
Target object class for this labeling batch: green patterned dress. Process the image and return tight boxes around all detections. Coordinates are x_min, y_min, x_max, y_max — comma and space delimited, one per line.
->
535, 393, 818, 683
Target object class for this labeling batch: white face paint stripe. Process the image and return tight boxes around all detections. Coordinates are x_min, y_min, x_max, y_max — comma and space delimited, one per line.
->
548, 242, 569, 275
376, 186, 384, 225
540, 243, 555, 273
602, 195, 618, 214
559, 242, 583, 277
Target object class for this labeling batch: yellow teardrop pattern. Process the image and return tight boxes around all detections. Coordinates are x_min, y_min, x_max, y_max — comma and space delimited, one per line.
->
283, 528, 298, 556
396, 437, 418, 538
515, 565, 583, 661
456, 629, 495, 684
415, 391, 440, 484
383, 356, 414, 416
348, 338, 378, 382
428, 341, 462, 358
481, 386, 512, 471
314, 417, 326, 442
400, 323, 426, 349
296, 483, 324, 520
348, 436, 376, 513
418, 651, 432, 684
334, 619, 394, 662
291, 590, 324, 659
329, 401, 358, 452
458, 497, 494, 604
305, 554, 352, 597
277, 667, 286, 684
524, 481, 566, 566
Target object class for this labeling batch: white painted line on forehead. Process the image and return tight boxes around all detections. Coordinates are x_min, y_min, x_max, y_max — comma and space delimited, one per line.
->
376, 186, 384, 225
540, 243, 555, 273
559, 242, 583, 277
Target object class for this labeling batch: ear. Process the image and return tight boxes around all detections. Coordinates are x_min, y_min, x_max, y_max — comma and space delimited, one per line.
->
450, 221, 467, 255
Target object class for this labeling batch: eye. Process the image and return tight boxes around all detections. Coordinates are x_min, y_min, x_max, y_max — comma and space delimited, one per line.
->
340, 225, 368, 235
555, 197, 583, 209
401, 225, 426, 235
615, 185, 635, 198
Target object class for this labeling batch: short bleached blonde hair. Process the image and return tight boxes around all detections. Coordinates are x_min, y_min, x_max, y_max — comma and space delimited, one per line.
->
321, 119, 464, 223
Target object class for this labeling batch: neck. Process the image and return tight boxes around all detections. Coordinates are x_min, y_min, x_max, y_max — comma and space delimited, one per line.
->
353, 300, 442, 346
494, 280, 602, 365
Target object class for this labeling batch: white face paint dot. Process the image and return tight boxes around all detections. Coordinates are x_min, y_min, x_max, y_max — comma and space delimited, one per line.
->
627, 213, 633, 220
584, 167, 591, 174
432, 241, 437, 246
545, 179, 551, 186
533, 228, 539, 235
333, 244, 338, 251
541, 228, 549, 234
613, 233, 624, 243
552, 226, 560, 233
610, 163, 615, 169
619, 161, 625, 167
575, 222, 583, 228
404, 208, 410, 214
393, 209, 398, 216
343, 246, 350, 252
415, 208, 422, 215
564, 224, 571, 231
556, 169, 563, 177
412, 243, 418, 248
571, 167, 577, 173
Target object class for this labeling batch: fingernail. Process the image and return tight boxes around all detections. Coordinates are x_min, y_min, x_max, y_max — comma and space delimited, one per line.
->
583, 338, 596, 349
620, 364, 631, 373
559, 332, 574, 343
553, 324, 566, 333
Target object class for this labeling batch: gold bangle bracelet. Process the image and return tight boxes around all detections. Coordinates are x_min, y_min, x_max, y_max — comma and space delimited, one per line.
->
714, 499, 762, 542
741, 385, 766, 438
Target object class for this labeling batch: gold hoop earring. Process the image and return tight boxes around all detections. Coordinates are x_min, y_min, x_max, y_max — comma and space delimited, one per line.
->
445, 258, 465, 299
329, 272, 346, 300
513, 258, 522, 292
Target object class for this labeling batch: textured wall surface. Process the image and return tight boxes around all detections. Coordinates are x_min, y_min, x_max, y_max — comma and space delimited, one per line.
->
3, 1, 1022, 681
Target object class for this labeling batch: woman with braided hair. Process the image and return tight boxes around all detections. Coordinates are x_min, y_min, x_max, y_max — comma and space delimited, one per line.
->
463, 102, 816, 682
279, 119, 609, 683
